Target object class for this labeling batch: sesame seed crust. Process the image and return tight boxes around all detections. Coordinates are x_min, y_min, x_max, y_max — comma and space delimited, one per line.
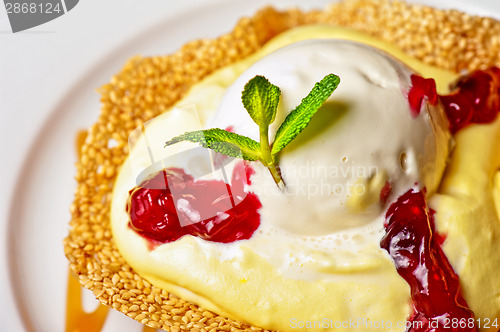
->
63, 1, 500, 331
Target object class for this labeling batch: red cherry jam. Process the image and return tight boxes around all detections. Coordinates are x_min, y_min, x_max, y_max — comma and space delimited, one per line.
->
408, 67, 500, 133
127, 161, 261, 245
381, 189, 476, 332
441, 67, 500, 133
408, 75, 439, 117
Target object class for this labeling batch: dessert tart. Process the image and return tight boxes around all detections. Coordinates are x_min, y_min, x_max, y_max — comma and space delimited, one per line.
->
64, 0, 500, 331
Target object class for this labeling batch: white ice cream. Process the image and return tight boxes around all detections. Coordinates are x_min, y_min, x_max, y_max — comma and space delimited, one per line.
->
211, 39, 448, 236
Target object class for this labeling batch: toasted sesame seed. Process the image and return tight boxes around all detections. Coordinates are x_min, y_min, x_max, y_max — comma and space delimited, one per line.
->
171, 308, 185, 315
112, 274, 120, 285
64, 1, 500, 331
135, 313, 147, 321
129, 304, 140, 312
203, 312, 214, 319
147, 321, 162, 329
121, 292, 132, 300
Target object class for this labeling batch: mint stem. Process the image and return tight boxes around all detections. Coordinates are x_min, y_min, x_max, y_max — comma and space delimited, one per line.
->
268, 163, 286, 191
259, 125, 285, 190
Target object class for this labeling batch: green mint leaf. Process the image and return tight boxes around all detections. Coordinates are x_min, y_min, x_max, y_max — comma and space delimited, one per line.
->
165, 128, 261, 161
271, 74, 340, 155
241, 75, 281, 127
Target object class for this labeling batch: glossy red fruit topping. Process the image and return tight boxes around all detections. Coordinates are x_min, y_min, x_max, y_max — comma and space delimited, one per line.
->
381, 189, 476, 332
408, 75, 439, 117
127, 162, 261, 245
408, 67, 500, 133
441, 67, 500, 133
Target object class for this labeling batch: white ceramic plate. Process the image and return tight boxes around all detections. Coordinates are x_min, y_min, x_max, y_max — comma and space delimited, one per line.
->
2, 0, 499, 331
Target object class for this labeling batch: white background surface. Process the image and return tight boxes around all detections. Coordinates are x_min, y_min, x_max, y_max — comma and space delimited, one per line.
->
1, 0, 499, 331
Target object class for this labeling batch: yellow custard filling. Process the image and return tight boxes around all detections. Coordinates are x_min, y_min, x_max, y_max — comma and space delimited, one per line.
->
111, 25, 500, 331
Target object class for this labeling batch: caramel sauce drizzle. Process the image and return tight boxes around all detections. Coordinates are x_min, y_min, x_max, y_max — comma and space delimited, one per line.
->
65, 271, 157, 332
65, 270, 109, 332
68, 130, 157, 332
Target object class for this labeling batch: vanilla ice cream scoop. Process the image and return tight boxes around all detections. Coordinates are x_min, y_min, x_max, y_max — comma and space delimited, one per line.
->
210, 39, 450, 235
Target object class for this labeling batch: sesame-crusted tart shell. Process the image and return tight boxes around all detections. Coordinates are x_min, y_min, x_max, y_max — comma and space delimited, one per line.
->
63, 0, 500, 331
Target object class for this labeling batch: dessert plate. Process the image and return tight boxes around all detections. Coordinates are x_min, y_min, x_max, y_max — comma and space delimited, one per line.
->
3, 0, 499, 331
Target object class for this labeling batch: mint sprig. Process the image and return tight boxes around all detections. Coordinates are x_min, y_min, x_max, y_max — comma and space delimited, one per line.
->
165, 74, 340, 190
